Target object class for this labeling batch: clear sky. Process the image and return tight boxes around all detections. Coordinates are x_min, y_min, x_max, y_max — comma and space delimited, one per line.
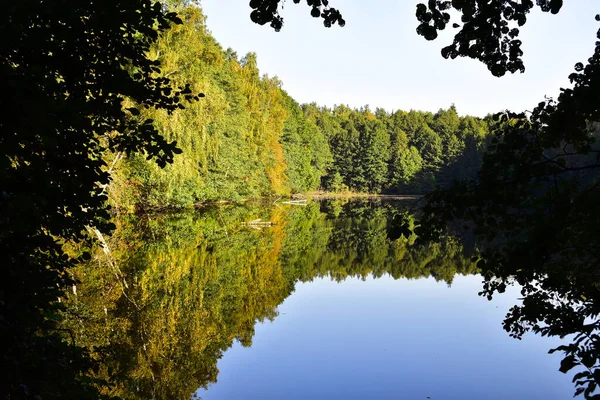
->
201, 0, 598, 117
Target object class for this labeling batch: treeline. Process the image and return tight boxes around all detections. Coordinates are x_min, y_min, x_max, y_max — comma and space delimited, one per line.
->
61, 200, 476, 399
306, 104, 490, 194
110, 4, 492, 211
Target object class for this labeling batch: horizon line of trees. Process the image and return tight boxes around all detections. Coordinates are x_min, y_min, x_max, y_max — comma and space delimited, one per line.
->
108, 3, 494, 212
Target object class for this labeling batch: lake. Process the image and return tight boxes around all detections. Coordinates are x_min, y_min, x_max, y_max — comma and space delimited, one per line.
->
198, 274, 570, 400
62, 199, 576, 399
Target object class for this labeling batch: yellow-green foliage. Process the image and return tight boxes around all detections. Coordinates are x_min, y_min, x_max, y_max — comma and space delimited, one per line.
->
61, 201, 477, 399
108, 4, 492, 211
113, 6, 292, 210
62, 206, 290, 399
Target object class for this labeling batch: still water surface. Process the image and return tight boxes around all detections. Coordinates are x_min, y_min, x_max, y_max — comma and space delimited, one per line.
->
63, 200, 574, 399
199, 275, 571, 400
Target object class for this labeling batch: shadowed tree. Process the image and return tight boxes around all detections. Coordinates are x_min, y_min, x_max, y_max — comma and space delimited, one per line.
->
415, 8, 600, 400
1, 1, 201, 398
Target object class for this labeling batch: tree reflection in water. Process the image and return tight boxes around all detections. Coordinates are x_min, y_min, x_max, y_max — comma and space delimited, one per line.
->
64, 199, 569, 399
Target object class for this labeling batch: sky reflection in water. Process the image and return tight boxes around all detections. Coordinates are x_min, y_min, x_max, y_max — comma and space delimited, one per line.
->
199, 274, 571, 400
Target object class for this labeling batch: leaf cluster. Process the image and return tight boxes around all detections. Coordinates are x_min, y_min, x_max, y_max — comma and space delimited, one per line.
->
249, 0, 345, 31
416, 0, 564, 76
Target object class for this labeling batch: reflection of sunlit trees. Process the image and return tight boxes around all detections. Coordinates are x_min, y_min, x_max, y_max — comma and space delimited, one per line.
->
63, 204, 289, 399
63, 201, 476, 399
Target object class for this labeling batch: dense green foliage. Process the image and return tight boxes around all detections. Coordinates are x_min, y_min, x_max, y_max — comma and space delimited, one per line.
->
1, 1, 199, 398
110, 4, 492, 211
60, 200, 476, 399
314, 105, 490, 194
0, 1, 490, 398
5, 0, 597, 398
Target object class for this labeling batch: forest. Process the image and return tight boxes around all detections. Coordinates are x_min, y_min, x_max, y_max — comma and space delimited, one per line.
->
110, 4, 492, 211
3, 0, 600, 399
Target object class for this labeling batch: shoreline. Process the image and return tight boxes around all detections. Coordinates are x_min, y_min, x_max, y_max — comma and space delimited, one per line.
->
303, 192, 422, 200
120, 193, 424, 215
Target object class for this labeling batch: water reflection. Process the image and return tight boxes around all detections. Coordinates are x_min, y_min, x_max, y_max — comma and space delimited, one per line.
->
60, 200, 571, 399
200, 275, 571, 400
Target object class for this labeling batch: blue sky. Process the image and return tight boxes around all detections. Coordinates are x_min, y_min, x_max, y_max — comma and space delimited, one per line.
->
201, 0, 598, 117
